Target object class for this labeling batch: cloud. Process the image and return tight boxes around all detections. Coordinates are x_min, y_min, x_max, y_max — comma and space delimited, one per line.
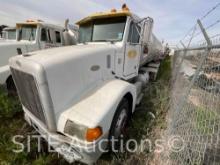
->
0, 0, 219, 44
0, 0, 106, 26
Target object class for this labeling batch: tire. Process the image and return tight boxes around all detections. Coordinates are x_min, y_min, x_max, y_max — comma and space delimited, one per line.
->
109, 98, 131, 150
6, 77, 17, 96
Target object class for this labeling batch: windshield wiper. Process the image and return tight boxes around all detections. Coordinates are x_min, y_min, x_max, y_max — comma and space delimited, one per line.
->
93, 39, 108, 42
106, 39, 120, 42
93, 39, 120, 43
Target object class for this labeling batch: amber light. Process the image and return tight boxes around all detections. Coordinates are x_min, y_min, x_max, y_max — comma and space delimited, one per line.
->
86, 127, 102, 142
111, 9, 117, 13
26, 19, 35, 22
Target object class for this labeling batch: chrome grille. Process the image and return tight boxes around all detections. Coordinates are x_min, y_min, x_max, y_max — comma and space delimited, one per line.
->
11, 68, 46, 125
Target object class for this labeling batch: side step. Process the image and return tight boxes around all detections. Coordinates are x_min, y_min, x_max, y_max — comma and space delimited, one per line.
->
143, 62, 161, 81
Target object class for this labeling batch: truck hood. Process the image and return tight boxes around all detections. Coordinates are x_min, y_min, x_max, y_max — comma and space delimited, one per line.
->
25, 44, 115, 66
12, 44, 117, 120
0, 40, 33, 67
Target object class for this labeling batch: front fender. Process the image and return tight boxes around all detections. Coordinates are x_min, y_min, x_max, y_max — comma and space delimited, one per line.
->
58, 79, 137, 135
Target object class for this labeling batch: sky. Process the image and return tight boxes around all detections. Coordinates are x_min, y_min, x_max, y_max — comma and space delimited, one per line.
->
0, 0, 219, 45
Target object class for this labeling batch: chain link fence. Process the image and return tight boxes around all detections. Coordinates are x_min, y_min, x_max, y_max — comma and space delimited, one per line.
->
161, 3, 220, 165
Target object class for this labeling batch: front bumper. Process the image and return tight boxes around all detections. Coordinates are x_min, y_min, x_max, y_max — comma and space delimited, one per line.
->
24, 111, 109, 164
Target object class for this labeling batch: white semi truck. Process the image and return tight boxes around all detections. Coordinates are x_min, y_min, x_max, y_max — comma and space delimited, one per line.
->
9, 6, 163, 164
0, 20, 78, 93
1, 27, 16, 41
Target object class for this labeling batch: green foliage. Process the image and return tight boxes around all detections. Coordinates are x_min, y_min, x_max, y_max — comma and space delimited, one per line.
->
195, 106, 219, 135
0, 87, 22, 118
129, 57, 171, 140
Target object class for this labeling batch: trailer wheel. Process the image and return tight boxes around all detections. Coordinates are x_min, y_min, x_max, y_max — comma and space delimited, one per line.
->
6, 76, 17, 96
109, 98, 131, 149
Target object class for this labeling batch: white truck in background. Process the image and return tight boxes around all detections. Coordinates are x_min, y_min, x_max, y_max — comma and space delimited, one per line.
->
1, 27, 16, 41
9, 5, 163, 164
0, 19, 78, 93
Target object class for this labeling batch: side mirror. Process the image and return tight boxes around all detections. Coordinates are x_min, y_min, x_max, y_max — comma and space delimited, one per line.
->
142, 17, 154, 44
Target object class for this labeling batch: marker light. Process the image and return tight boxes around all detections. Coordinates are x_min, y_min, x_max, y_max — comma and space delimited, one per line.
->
26, 19, 35, 23
86, 127, 102, 142
122, 4, 130, 11
111, 9, 117, 13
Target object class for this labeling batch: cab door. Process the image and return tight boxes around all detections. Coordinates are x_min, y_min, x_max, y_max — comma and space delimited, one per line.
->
123, 21, 141, 77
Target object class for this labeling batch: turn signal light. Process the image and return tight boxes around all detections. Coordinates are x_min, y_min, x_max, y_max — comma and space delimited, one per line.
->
86, 127, 102, 142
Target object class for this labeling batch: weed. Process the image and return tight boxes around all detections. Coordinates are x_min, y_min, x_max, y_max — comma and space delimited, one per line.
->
0, 86, 22, 118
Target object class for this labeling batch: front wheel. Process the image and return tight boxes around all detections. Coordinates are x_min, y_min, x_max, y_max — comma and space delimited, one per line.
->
109, 98, 131, 150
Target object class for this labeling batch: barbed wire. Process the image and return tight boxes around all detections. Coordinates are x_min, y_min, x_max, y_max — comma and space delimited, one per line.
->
205, 18, 220, 30
200, 2, 220, 20
210, 33, 220, 39
183, 18, 220, 44
196, 33, 220, 44
179, 2, 220, 44
181, 25, 197, 42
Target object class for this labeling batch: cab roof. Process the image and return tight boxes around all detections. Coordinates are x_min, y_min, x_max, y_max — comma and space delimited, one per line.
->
3, 27, 16, 31
16, 21, 64, 30
16, 22, 39, 28
76, 10, 132, 25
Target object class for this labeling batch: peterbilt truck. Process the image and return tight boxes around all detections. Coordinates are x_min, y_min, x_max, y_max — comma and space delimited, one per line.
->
0, 20, 78, 93
9, 6, 163, 164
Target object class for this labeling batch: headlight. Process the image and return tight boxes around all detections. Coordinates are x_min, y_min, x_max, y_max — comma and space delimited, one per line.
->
64, 120, 102, 142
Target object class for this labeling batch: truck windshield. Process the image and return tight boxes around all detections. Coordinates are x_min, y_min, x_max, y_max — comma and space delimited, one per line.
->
79, 16, 126, 43
18, 25, 37, 41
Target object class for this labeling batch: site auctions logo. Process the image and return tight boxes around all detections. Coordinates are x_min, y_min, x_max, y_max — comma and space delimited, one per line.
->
12, 134, 185, 154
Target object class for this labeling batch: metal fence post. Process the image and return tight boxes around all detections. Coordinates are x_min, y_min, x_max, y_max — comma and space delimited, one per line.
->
174, 19, 212, 116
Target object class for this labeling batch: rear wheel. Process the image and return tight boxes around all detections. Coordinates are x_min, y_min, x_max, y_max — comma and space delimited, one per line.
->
109, 98, 131, 150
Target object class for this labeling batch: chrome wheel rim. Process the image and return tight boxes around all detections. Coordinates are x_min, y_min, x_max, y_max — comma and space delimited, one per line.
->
114, 109, 128, 138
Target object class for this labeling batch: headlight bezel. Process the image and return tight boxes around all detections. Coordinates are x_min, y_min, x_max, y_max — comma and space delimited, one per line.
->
64, 120, 87, 140
64, 120, 103, 142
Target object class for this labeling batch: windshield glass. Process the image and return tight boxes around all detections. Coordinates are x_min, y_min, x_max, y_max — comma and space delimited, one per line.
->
6, 29, 16, 40
18, 25, 37, 41
79, 16, 126, 43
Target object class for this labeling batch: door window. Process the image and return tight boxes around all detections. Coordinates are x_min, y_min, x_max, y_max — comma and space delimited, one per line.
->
127, 22, 140, 44
41, 28, 47, 42
55, 31, 61, 43
41, 28, 53, 43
